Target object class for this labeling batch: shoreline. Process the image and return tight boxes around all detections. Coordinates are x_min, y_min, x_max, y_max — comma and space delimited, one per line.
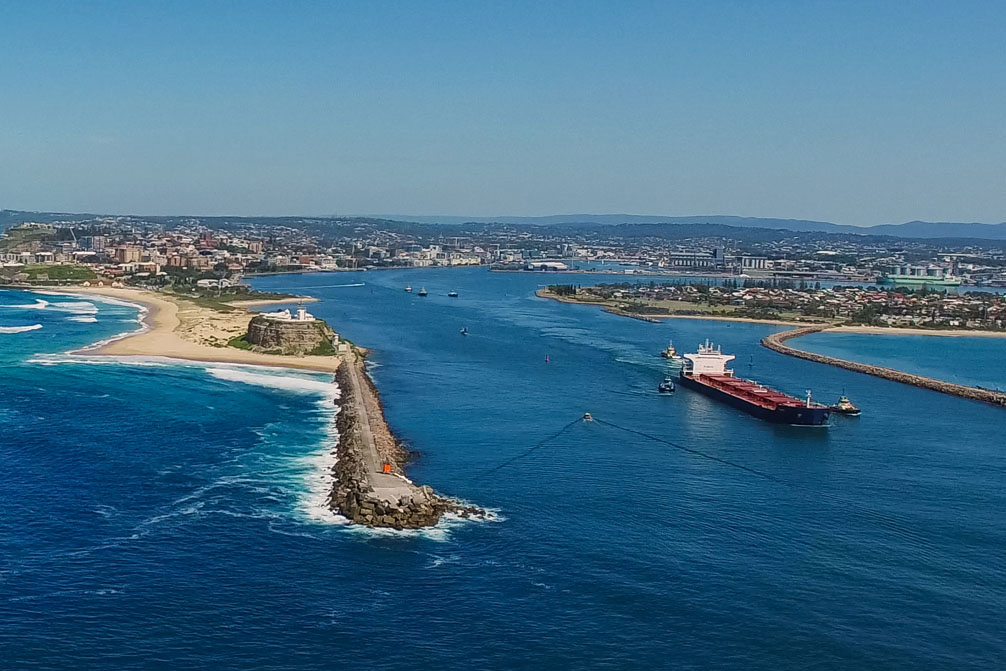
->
536, 289, 827, 327
228, 296, 319, 307
16, 285, 477, 528
536, 289, 1006, 337
823, 325, 1006, 338
36, 286, 340, 372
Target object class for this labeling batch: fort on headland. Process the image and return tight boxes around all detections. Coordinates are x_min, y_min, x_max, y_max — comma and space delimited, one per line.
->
243, 305, 347, 356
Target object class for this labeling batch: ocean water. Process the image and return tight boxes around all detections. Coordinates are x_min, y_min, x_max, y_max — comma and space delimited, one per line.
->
2, 273, 1006, 669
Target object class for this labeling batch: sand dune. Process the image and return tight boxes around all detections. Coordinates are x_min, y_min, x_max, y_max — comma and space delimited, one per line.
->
40, 286, 340, 372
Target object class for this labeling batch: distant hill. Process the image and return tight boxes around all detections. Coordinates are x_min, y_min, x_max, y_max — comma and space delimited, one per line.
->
5, 209, 1006, 240
369, 213, 847, 232
863, 220, 1006, 240
371, 213, 1006, 240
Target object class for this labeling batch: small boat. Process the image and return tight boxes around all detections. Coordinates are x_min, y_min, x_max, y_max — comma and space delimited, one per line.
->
831, 395, 861, 416
447, 290, 458, 297
460, 327, 468, 336
660, 341, 680, 359
405, 286, 413, 292
417, 287, 428, 296
658, 377, 676, 394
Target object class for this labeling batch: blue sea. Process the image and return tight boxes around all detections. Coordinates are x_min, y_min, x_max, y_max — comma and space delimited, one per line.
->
2, 270, 1005, 669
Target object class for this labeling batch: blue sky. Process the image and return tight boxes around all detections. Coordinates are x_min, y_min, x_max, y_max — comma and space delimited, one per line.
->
1, 1, 1004, 225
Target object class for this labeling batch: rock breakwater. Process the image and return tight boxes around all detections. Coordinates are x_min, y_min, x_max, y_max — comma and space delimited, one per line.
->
763, 327, 1006, 408
328, 354, 486, 529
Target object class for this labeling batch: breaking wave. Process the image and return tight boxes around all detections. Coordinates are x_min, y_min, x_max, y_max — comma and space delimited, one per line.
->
205, 366, 338, 399
0, 298, 49, 309
0, 324, 42, 334
26, 355, 167, 367
49, 301, 99, 315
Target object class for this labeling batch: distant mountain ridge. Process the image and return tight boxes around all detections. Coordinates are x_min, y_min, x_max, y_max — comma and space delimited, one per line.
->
369, 214, 1006, 240
4, 209, 1006, 240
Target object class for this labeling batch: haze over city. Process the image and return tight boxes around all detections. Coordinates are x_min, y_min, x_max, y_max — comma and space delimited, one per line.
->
3, 1, 1006, 225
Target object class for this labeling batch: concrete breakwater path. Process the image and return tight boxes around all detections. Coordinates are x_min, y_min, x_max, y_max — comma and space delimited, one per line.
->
328, 353, 485, 528
762, 327, 1006, 408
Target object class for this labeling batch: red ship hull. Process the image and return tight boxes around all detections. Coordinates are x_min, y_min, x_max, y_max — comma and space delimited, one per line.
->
679, 372, 831, 426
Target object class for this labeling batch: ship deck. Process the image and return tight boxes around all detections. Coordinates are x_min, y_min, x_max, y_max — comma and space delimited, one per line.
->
694, 374, 808, 410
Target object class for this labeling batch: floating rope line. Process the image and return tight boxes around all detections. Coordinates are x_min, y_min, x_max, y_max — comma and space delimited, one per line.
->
593, 416, 933, 548
591, 417, 788, 485
477, 417, 585, 478
480, 413, 933, 549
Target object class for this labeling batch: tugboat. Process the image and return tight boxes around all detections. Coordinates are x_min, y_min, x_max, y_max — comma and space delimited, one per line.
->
831, 395, 861, 416
447, 290, 459, 298
657, 377, 676, 394
417, 287, 428, 296
405, 286, 413, 293
660, 341, 681, 360
678, 341, 831, 426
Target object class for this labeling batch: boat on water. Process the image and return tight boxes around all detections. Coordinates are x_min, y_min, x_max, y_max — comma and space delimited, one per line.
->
405, 286, 413, 292
831, 395, 861, 416
417, 287, 428, 296
460, 327, 468, 336
447, 290, 459, 297
660, 341, 684, 364
658, 377, 676, 394
678, 341, 831, 426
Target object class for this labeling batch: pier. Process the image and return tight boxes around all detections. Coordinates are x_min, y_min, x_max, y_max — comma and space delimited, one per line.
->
328, 352, 484, 528
762, 327, 1006, 408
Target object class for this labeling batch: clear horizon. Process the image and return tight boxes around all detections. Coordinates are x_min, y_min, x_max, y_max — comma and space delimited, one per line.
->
3, 1, 1005, 226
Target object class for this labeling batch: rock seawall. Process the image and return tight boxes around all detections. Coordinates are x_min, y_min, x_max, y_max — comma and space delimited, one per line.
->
763, 327, 1006, 408
328, 355, 486, 529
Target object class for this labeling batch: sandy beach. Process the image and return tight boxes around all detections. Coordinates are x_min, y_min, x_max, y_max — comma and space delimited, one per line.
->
823, 325, 1006, 338
40, 286, 341, 372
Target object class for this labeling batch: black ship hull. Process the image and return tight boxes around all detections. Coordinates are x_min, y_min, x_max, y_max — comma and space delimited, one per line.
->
678, 374, 831, 426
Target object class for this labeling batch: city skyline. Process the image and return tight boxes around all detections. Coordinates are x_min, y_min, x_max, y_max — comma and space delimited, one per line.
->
3, 1, 1006, 225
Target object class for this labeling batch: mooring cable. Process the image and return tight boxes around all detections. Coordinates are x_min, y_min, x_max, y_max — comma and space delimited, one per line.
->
477, 416, 585, 478
591, 417, 788, 485
591, 416, 934, 548
480, 413, 933, 548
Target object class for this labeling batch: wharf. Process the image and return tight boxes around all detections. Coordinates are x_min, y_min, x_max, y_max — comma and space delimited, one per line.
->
762, 327, 1006, 408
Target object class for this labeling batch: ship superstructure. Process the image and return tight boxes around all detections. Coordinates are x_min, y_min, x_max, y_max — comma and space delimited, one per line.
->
678, 341, 830, 426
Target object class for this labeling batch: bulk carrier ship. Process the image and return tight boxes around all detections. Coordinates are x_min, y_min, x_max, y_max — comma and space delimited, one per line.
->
679, 341, 831, 426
